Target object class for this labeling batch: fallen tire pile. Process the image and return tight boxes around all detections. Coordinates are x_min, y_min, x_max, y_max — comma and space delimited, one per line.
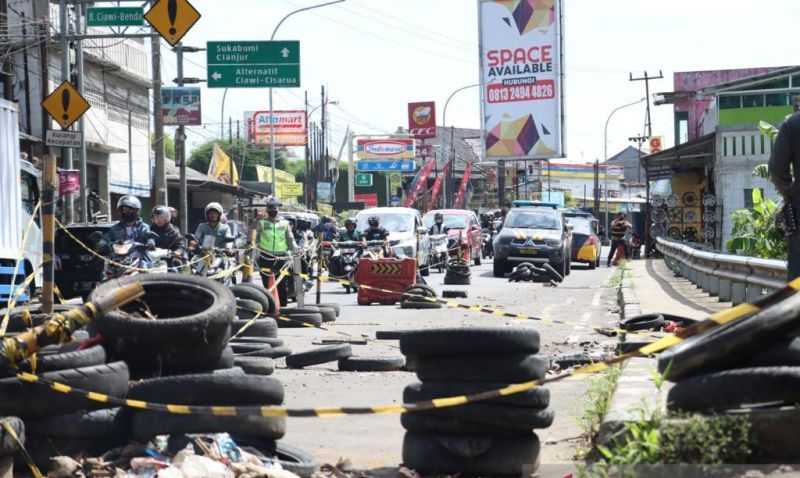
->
0, 274, 317, 474
400, 284, 441, 310
443, 259, 471, 286
398, 327, 553, 475
508, 262, 563, 284
659, 293, 800, 413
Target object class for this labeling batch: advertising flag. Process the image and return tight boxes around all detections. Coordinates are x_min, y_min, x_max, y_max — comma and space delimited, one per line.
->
429, 160, 450, 208
403, 158, 437, 207
208, 144, 240, 185
454, 162, 473, 208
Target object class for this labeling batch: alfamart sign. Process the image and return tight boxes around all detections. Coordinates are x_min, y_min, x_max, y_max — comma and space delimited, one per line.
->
356, 139, 415, 160
479, 0, 564, 160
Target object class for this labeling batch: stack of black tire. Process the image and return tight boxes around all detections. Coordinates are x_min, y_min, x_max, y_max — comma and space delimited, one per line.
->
400, 284, 442, 310
0, 273, 308, 473
659, 293, 800, 420
444, 259, 471, 285
398, 327, 553, 476
228, 283, 287, 374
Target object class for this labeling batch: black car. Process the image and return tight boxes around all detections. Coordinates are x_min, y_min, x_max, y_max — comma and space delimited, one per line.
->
492, 207, 572, 278
55, 223, 112, 300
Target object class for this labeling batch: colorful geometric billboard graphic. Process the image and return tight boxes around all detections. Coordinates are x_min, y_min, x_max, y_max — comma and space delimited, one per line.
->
479, 0, 563, 160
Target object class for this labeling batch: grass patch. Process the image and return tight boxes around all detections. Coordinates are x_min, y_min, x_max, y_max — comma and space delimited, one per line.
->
607, 262, 630, 288
576, 365, 623, 458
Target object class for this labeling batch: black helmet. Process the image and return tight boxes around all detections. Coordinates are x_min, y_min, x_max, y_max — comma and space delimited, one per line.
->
368, 216, 379, 227
434, 212, 444, 221
345, 218, 356, 227
266, 196, 282, 208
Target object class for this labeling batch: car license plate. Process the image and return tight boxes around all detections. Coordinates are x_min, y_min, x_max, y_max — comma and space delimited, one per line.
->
519, 247, 537, 255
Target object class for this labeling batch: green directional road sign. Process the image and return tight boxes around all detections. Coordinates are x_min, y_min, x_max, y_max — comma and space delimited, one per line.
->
87, 7, 144, 27
206, 41, 300, 88
355, 173, 373, 187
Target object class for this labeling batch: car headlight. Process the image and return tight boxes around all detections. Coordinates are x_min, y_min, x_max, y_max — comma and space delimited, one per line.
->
545, 239, 562, 247
393, 245, 414, 258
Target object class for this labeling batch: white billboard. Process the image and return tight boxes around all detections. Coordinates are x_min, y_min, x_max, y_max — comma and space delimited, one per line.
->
479, 0, 564, 160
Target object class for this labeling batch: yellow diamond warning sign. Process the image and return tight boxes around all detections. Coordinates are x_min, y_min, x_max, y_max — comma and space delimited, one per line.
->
144, 0, 200, 47
41, 81, 90, 130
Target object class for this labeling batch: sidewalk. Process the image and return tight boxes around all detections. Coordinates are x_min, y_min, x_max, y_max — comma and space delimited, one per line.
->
625, 258, 731, 319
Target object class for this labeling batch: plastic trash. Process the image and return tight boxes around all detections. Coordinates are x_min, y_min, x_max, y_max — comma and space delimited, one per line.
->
178, 454, 235, 478
214, 433, 242, 463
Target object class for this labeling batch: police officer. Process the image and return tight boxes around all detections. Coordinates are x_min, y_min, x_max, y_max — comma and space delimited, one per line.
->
99, 195, 151, 252
256, 197, 298, 305
769, 97, 800, 281
338, 218, 363, 242
195, 202, 233, 249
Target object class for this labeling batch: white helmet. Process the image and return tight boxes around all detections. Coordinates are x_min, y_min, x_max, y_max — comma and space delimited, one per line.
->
117, 195, 141, 210
205, 202, 224, 217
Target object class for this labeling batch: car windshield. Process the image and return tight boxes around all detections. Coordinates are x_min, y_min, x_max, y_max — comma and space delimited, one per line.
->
357, 213, 414, 233
566, 217, 594, 235
506, 210, 560, 230
423, 213, 468, 229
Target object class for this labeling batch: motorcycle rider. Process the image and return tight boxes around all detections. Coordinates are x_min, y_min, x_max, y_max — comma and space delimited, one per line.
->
314, 216, 338, 241
363, 216, 389, 241
429, 212, 447, 235
150, 206, 186, 267
256, 197, 298, 306
338, 218, 363, 242
195, 202, 233, 249
99, 195, 152, 253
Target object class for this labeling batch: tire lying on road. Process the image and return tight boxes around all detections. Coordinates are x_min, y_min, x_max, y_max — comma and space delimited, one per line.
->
277, 312, 323, 329
313, 305, 337, 323
338, 355, 405, 372
89, 274, 235, 346
316, 303, 341, 316
403, 381, 550, 408
415, 354, 548, 382
128, 373, 285, 440
667, 366, 800, 412
0, 362, 129, 418
0, 344, 106, 378
402, 432, 541, 476
657, 293, 800, 381
285, 344, 352, 369
233, 437, 317, 478
400, 327, 540, 357
234, 356, 275, 375
401, 285, 442, 309
231, 337, 284, 347
231, 318, 279, 339
232, 283, 276, 316
0, 304, 78, 333
620, 313, 665, 332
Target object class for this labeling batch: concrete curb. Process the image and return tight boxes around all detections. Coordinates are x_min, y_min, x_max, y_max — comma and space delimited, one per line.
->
617, 267, 641, 320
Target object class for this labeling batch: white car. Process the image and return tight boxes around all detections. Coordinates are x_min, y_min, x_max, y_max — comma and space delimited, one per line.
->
355, 207, 431, 275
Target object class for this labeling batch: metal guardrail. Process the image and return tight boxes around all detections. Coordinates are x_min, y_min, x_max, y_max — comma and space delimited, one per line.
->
656, 237, 788, 305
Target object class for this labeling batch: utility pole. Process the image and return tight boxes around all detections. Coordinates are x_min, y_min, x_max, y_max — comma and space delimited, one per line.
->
0, 0, 12, 100
151, 18, 167, 207
175, 44, 188, 234
629, 71, 663, 138
304, 90, 310, 206
321, 85, 327, 180
593, 159, 600, 221
75, 1, 88, 222
347, 131, 354, 202
59, 0, 73, 223
39, 22, 49, 159
629, 135, 648, 183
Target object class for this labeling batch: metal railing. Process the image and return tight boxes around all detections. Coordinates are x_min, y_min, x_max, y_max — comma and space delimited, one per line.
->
656, 237, 788, 305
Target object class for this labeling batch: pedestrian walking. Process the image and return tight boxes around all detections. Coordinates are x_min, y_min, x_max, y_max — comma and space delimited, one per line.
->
607, 212, 631, 267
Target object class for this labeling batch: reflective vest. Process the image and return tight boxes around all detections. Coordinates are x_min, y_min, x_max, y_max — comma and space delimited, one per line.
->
259, 220, 289, 253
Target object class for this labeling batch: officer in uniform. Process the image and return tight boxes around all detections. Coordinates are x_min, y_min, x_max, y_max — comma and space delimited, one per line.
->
256, 197, 298, 305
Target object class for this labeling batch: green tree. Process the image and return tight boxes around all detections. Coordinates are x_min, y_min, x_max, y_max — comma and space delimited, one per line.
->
187, 139, 288, 182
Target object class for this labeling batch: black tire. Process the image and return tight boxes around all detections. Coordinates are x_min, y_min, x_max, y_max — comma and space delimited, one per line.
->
401, 300, 443, 309
661, 313, 700, 327
262, 345, 292, 359
493, 259, 506, 278
286, 344, 353, 369
88, 274, 235, 345
0, 344, 106, 378
230, 342, 272, 354
443, 273, 470, 285
316, 303, 341, 316
620, 313, 665, 332
416, 354, 547, 382
376, 330, 411, 340
232, 337, 284, 347
315, 306, 337, 323
233, 438, 317, 478
543, 262, 563, 283
234, 283, 277, 316
234, 356, 275, 375
404, 381, 550, 408
26, 408, 129, 440
400, 327, 540, 357
278, 312, 323, 329
0, 304, 77, 333
216, 345, 235, 369
566, 257, 572, 275
236, 298, 263, 321
552, 261, 566, 282
402, 432, 540, 476
128, 373, 285, 440
401, 406, 554, 433
232, 287, 270, 319
338, 355, 405, 372
282, 306, 320, 316
159, 324, 233, 374
667, 366, 800, 412
657, 293, 800, 381
749, 337, 800, 366
0, 417, 24, 456
589, 259, 596, 270
0, 362, 129, 418
231, 318, 279, 339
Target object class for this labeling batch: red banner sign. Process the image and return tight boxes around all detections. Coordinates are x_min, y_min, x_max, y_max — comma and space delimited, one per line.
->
408, 101, 436, 139
403, 158, 437, 208
354, 193, 378, 208
429, 160, 450, 208
454, 162, 472, 209
59, 169, 80, 196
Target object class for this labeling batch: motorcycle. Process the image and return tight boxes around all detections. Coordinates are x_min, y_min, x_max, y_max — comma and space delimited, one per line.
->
331, 240, 364, 294
187, 235, 239, 286
428, 234, 449, 273
104, 233, 170, 279
481, 228, 494, 259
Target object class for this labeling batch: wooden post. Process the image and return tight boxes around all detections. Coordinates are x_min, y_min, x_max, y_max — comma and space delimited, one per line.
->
315, 233, 322, 305
41, 154, 57, 314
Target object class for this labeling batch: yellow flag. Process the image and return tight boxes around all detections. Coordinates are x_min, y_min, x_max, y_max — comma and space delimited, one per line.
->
255, 165, 297, 184
208, 144, 239, 185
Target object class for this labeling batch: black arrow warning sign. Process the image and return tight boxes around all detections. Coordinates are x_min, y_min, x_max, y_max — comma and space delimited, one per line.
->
41, 81, 90, 130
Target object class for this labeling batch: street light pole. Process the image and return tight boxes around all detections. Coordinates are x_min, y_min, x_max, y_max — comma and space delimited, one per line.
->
442, 83, 479, 208
268, 0, 346, 196
603, 97, 645, 240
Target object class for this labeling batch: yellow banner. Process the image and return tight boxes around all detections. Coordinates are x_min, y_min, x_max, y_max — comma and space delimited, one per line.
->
317, 203, 333, 215
208, 144, 239, 185
255, 165, 296, 184
278, 182, 303, 198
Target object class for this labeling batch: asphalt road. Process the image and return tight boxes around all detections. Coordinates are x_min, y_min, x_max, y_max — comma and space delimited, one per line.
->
272, 256, 620, 471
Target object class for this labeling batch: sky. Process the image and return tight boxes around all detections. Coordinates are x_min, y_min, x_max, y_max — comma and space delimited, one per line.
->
158, 0, 800, 164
